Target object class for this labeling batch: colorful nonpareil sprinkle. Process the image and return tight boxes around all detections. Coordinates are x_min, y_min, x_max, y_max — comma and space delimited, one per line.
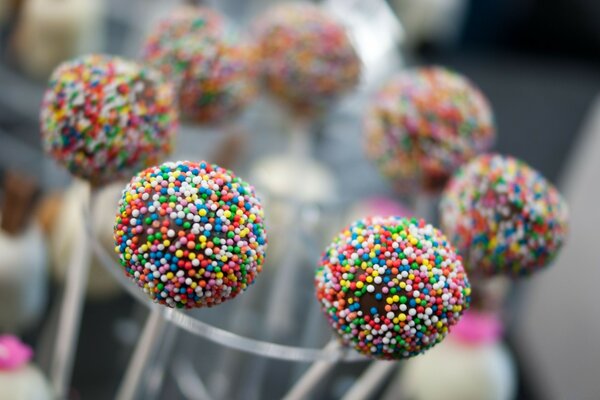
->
114, 161, 267, 309
143, 6, 257, 124
440, 153, 568, 277
40, 54, 178, 186
364, 66, 495, 193
254, 2, 361, 115
315, 216, 471, 359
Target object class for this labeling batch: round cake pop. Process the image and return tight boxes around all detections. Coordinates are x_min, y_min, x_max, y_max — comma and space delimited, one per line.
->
364, 66, 495, 193
440, 153, 568, 277
40, 54, 178, 186
253, 2, 361, 115
392, 311, 516, 400
142, 6, 257, 124
0, 336, 52, 400
315, 216, 471, 359
114, 161, 267, 309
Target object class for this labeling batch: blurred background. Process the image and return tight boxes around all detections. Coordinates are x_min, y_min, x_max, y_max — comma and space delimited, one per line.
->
0, 0, 599, 399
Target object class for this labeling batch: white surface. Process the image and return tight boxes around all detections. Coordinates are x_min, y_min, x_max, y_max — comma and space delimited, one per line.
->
513, 95, 600, 400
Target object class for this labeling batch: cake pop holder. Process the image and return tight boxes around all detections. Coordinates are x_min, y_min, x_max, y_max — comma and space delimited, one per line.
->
86, 184, 378, 399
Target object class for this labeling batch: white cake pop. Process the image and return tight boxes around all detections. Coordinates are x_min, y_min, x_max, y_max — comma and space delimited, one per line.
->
249, 155, 338, 265
385, 310, 516, 400
13, 0, 105, 78
0, 336, 51, 400
49, 180, 124, 299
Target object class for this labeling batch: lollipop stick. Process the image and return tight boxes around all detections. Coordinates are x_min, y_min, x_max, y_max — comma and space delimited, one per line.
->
143, 323, 179, 400
341, 361, 397, 400
116, 309, 167, 400
283, 340, 340, 400
50, 182, 93, 398
414, 191, 438, 223
288, 117, 311, 159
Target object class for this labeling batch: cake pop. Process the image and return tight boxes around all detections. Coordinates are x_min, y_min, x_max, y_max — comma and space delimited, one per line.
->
388, 310, 516, 400
315, 216, 471, 359
253, 2, 361, 115
440, 153, 568, 277
142, 6, 257, 124
364, 66, 495, 193
48, 181, 124, 300
114, 161, 267, 309
0, 336, 52, 400
40, 54, 178, 186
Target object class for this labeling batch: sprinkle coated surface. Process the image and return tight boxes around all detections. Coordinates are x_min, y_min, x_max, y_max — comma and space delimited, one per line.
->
40, 54, 178, 186
364, 66, 495, 193
114, 161, 267, 309
254, 2, 361, 115
440, 154, 568, 277
143, 6, 257, 124
315, 217, 470, 359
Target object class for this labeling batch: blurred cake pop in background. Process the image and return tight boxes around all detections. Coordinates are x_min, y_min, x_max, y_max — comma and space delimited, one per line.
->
47, 180, 124, 300
440, 153, 569, 277
315, 216, 471, 359
142, 5, 257, 125
114, 161, 267, 309
12, 0, 104, 79
0, 172, 47, 333
364, 66, 495, 193
249, 155, 337, 264
0, 336, 51, 400
388, 310, 516, 400
253, 2, 361, 116
40, 54, 178, 186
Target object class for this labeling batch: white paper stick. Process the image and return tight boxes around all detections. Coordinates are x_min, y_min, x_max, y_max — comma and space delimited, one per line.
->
116, 309, 166, 400
283, 340, 340, 400
341, 361, 397, 400
50, 183, 92, 399
414, 191, 438, 223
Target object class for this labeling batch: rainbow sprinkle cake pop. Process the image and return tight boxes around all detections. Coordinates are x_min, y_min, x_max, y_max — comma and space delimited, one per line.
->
315, 216, 471, 359
440, 153, 568, 277
40, 54, 178, 186
253, 2, 361, 115
142, 6, 257, 124
114, 161, 267, 309
364, 66, 495, 193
